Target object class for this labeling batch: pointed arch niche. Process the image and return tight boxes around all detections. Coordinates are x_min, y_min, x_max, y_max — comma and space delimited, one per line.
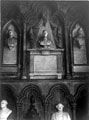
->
45, 84, 72, 120
70, 21, 89, 74
18, 85, 44, 120
1, 19, 21, 76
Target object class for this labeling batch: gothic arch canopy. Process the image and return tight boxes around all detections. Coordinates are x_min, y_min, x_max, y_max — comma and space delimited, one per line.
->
2, 19, 20, 32
0, 84, 18, 100
20, 1, 65, 27
69, 19, 87, 36
45, 84, 71, 103
74, 84, 88, 102
18, 84, 44, 103
2, 19, 20, 47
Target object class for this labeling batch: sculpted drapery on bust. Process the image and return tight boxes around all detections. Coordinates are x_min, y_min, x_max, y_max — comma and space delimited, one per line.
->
0, 100, 13, 120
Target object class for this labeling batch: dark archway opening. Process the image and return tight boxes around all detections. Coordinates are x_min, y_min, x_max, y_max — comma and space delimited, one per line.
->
76, 89, 88, 120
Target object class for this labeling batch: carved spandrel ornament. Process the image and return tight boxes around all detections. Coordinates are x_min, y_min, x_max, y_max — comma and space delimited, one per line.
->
72, 24, 87, 64
2, 23, 18, 64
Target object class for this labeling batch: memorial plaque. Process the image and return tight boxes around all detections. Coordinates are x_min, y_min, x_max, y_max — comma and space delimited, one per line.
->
34, 55, 57, 73
28, 49, 64, 79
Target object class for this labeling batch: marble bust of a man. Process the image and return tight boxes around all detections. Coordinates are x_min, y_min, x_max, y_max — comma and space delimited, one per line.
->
0, 100, 12, 120
39, 30, 51, 48
51, 103, 71, 120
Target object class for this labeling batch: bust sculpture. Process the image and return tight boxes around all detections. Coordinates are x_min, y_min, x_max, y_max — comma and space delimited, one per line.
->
39, 30, 51, 48
6, 24, 17, 50
51, 103, 71, 120
0, 100, 12, 120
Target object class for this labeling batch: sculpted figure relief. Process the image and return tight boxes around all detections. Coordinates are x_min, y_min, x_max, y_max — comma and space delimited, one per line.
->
0, 100, 12, 120
3, 23, 18, 64
72, 24, 87, 64
51, 103, 71, 120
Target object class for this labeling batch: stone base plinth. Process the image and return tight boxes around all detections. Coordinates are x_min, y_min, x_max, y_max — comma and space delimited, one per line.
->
27, 49, 64, 79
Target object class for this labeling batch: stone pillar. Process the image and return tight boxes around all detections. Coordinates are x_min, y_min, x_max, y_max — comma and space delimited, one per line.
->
71, 103, 77, 120
17, 32, 22, 78
17, 102, 22, 120
22, 23, 27, 79
45, 103, 49, 120
0, 0, 1, 79
88, 85, 89, 117
64, 22, 71, 79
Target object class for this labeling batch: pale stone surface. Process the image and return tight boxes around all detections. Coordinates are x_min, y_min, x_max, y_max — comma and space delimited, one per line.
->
73, 66, 89, 72
34, 55, 57, 73
28, 49, 64, 79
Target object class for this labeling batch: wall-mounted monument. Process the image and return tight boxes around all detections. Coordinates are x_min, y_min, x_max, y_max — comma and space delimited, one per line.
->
70, 22, 89, 74
25, 3, 65, 79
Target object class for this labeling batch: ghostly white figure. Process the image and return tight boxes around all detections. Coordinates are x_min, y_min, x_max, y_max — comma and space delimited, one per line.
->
0, 100, 12, 120
51, 103, 71, 120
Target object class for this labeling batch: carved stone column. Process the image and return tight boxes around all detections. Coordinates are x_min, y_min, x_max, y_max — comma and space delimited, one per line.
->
64, 22, 71, 79
17, 102, 22, 120
22, 23, 27, 79
45, 103, 49, 120
17, 32, 22, 78
0, 1, 1, 76
71, 103, 77, 120
88, 86, 89, 117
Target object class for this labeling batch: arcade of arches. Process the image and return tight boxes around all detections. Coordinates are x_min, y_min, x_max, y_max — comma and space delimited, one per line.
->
0, 1, 89, 120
